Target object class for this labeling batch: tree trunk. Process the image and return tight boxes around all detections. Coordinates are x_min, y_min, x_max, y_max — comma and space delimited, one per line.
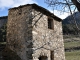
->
71, 0, 80, 12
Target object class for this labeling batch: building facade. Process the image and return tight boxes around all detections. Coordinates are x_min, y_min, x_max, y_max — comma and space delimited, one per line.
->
7, 4, 65, 60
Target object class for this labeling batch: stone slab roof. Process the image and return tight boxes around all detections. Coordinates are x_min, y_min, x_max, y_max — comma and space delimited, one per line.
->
9, 4, 62, 21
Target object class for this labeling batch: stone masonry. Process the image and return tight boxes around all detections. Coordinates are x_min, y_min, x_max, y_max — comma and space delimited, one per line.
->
7, 4, 65, 60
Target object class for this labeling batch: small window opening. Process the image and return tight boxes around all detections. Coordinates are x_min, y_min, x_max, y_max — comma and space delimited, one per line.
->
39, 56, 47, 60
48, 17, 54, 29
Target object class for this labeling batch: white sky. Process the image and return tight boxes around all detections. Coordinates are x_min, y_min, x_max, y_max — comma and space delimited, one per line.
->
49, 9, 70, 19
0, 0, 37, 10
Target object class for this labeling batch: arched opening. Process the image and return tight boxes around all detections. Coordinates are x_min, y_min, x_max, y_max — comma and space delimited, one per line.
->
39, 56, 47, 60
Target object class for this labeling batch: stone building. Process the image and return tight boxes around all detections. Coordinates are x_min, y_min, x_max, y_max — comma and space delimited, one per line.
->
7, 4, 65, 60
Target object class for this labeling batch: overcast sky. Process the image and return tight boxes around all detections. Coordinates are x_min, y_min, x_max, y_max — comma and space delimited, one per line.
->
0, 0, 70, 19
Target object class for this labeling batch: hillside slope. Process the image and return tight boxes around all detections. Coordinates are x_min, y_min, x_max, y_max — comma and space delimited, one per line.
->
62, 12, 80, 35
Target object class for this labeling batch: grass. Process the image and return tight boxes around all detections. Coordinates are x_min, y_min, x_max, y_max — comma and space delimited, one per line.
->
65, 51, 80, 60
64, 35, 80, 48
64, 41, 80, 48
64, 35, 80, 60
0, 42, 6, 45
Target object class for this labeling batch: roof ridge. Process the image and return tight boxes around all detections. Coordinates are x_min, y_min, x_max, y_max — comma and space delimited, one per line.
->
8, 4, 62, 21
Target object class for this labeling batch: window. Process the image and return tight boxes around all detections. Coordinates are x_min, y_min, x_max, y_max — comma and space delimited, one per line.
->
48, 17, 54, 29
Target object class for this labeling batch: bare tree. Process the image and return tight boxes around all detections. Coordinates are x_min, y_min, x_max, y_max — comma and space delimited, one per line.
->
72, 0, 80, 11
45, 0, 80, 12
45, 0, 79, 12
45, 0, 80, 30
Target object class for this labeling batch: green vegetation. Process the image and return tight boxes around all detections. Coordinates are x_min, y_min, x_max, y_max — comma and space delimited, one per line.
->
65, 51, 80, 60
64, 35, 80, 48
63, 24, 79, 35
64, 35, 80, 60
0, 24, 7, 42
0, 42, 6, 45
64, 41, 80, 48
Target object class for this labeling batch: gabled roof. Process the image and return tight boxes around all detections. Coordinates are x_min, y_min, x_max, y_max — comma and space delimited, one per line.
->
9, 4, 62, 21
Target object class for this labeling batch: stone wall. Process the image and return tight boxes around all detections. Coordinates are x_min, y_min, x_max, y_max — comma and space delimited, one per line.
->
32, 9, 65, 60
7, 4, 65, 60
7, 6, 33, 60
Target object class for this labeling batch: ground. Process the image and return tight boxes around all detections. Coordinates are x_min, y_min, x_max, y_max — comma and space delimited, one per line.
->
64, 35, 80, 60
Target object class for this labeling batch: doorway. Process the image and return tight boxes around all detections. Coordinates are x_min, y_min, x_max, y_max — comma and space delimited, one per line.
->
51, 51, 54, 60
39, 56, 47, 60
